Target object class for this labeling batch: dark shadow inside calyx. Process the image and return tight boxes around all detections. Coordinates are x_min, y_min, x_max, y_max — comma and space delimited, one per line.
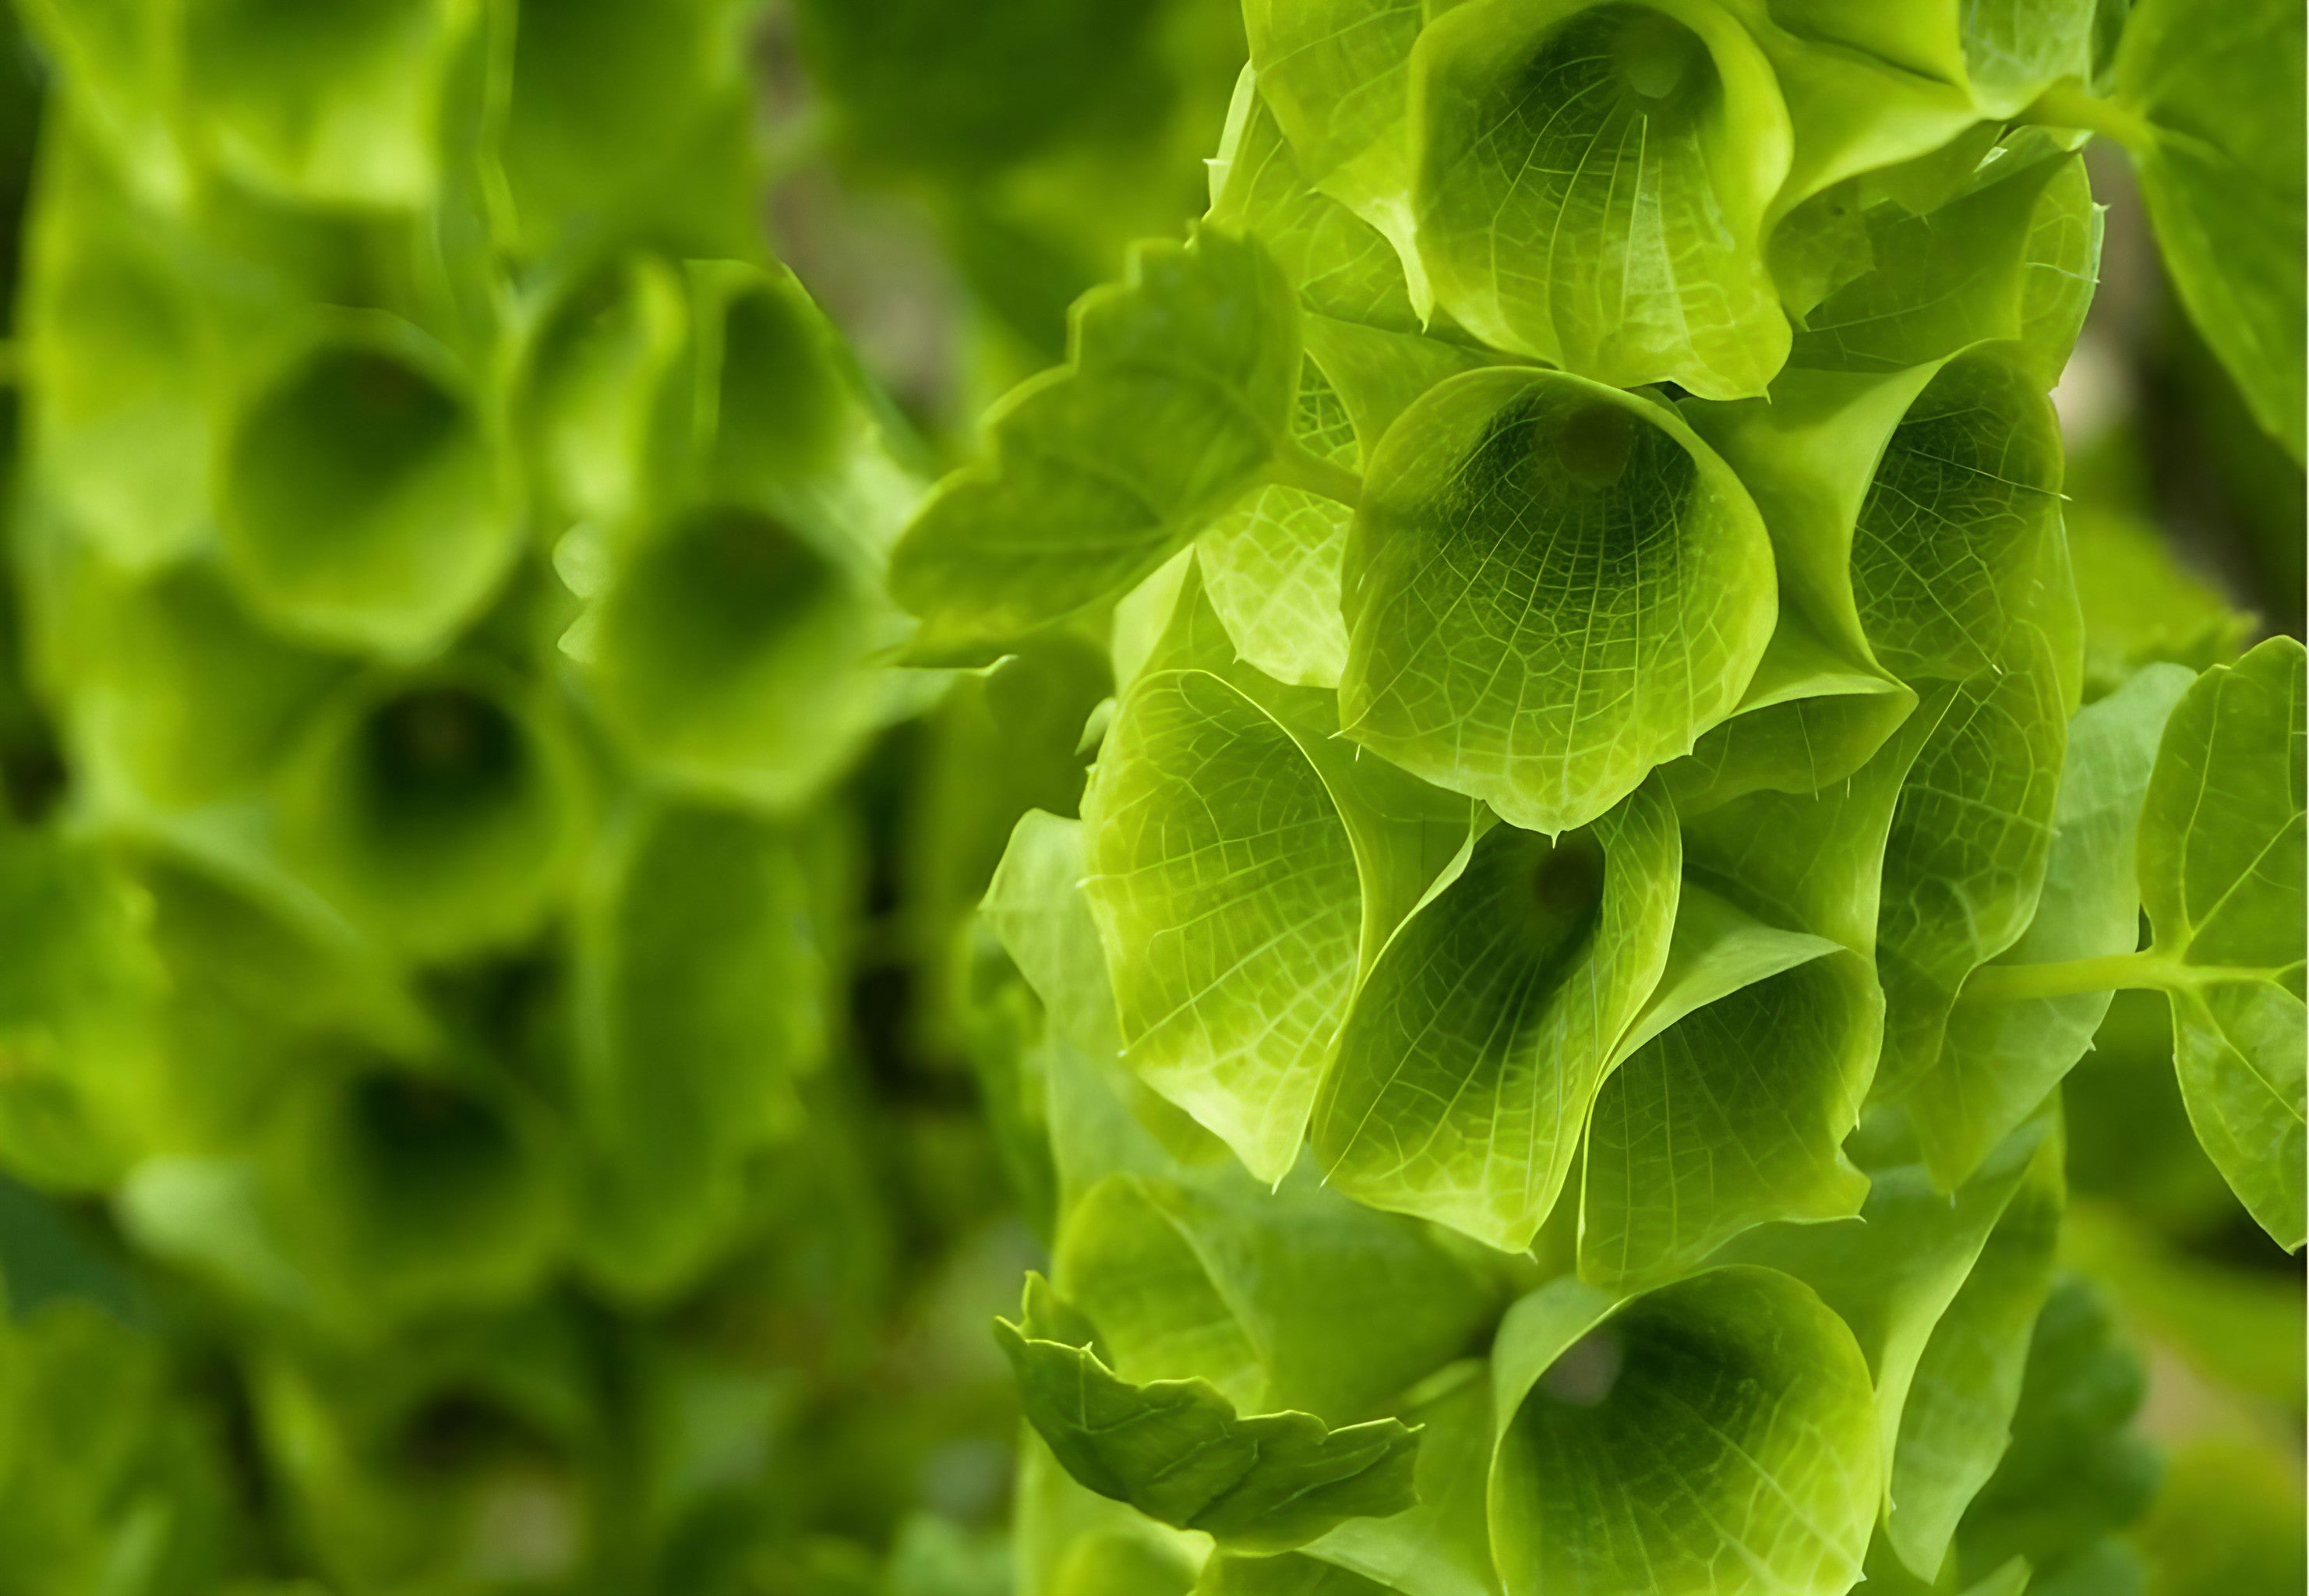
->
1611, 7, 1708, 103
1554, 401, 1640, 489
359, 686, 527, 832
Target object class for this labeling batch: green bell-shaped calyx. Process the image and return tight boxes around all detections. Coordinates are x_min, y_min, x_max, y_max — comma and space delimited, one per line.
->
1340, 367, 1776, 835
1410, 0, 1795, 397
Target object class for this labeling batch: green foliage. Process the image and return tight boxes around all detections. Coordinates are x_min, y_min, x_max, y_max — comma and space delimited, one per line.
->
2106, 0, 2307, 460
0, 2, 2299, 1594
0, 0, 1022, 1589
902, 4, 2305, 1593
2134, 637, 2308, 1245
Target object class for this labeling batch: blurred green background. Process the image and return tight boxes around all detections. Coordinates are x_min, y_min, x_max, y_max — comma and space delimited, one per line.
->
0, 2, 2294, 1594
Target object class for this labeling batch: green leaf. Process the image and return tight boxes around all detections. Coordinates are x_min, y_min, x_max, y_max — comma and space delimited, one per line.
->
1409, 0, 1794, 397
1875, 630, 2069, 1102
217, 323, 520, 658
1208, 72, 1423, 337
997, 1275, 1421, 1555
1790, 136, 2102, 387
1057, 1168, 1502, 1422
1924, 664, 2194, 1185
1296, 313, 1495, 464
2135, 636, 2307, 1246
1016, 1429, 1205, 1596
1728, 9, 1981, 235
1340, 368, 1776, 835
1312, 782, 1680, 1252
1719, 1108, 2062, 1577
1082, 572, 1470, 1183
1198, 356, 1359, 688
1579, 888, 1876, 1291
1488, 1266, 1880, 1596
1081, 653, 1362, 1179
2113, 0, 2307, 460
1242, 0, 1419, 193
889, 228, 1307, 663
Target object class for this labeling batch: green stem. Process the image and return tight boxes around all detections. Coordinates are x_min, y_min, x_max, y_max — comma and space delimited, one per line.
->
1271, 440, 1363, 508
1960, 949, 2179, 1005
2015, 83, 2157, 154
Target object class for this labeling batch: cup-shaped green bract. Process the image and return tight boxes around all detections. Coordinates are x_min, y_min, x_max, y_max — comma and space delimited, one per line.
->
125, 839, 425, 1150
1410, 0, 1793, 397
182, 0, 475, 209
1721, 1108, 2064, 1582
694, 262, 857, 511
1340, 367, 1775, 835
218, 328, 519, 656
1848, 352, 2066, 686
23, 129, 214, 570
1489, 1267, 1880, 1596
1579, 890, 1877, 1291
270, 1060, 562, 1322
1763, 0, 2096, 117
1084, 664, 1365, 1181
1243, 0, 1423, 192
1214, 46, 1426, 334
1312, 783, 1681, 1252
516, 253, 690, 537
1874, 634, 2068, 1098
279, 671, 587, 962
247, 1328, 596, 1593
1198, 357, 1360, 690
1080, 569, 1471, 1186
581, 504, 884, 810
499, 0, 759, 263
1788, 136, 2100, 388
1924, 664, 2194, 1186
49, 556, 349, 814
1054, 1170, 1502, 1425
571, 802, 835, 1300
